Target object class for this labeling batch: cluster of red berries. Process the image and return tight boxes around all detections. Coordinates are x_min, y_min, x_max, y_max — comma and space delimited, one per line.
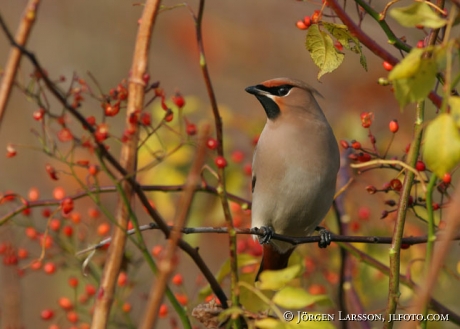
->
295, 10, 321, 30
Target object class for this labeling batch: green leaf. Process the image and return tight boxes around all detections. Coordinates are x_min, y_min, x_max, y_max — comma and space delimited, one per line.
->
388, 48, 438, 108
322, 22, 367, 71
306, 24, 344, 79
273, 287, 328, 309
258, 265, 301, 290
390, 2, 447, 29
423, 113, 460, 177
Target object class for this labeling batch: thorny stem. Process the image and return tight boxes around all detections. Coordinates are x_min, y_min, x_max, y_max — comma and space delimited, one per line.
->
384, 100, 424, 329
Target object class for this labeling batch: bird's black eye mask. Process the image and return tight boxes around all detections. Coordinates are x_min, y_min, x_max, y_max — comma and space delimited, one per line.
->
256, 84, 293, 97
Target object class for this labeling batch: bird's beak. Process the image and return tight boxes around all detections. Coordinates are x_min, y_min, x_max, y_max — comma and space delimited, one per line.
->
245, 85, 262, 95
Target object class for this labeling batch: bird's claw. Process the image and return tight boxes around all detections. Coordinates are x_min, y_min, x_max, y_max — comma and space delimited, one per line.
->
257, 226, 274, 244
316, 226, 331, 249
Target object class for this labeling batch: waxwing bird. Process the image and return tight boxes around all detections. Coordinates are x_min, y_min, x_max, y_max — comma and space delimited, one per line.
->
245, 77, 340, 281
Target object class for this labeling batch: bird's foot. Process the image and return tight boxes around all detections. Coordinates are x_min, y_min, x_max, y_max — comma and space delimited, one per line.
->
256, 226, 274, 244
315, 226, 331, 249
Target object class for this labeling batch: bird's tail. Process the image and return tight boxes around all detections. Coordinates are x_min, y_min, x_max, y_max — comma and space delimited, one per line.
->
255, 244, 294, 281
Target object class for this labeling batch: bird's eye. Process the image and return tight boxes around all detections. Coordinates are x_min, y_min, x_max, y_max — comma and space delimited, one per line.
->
276, 85, 291, 96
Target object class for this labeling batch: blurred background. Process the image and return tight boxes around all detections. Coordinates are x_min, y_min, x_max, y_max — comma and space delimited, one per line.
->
0, 0, 458, 328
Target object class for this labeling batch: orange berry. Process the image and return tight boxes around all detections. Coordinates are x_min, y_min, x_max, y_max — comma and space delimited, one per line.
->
122, 302, 132, 313
171, 273, 183, 286
383, 61, 393, 71
158, 304, 168, 318
117, 271, 128, 287
389, 119, 399, 133
58, 297, 73, 310
53, 187, 66, 200
97, 223, 110, 236
43, 262, 57, 275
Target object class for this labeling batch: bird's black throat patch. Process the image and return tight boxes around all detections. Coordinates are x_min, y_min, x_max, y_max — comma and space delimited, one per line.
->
254, 95, 280, 120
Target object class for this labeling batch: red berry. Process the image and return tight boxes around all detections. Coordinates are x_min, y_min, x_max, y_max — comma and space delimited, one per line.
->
357, 153, 371, 162
351, 140, 361, 149
33, 108, 45, 121
63, 225, 73, 237
311, 10, 321, 24
118, 272, 128, 287
61, 197, 74, 214
86, 115, 96, 126
390, 179, 402, 191
172, 273, 183, 286
214, 156, 227, 169
46, 164, 59, 180
159, 304, 168, 318
350, 221, 360, 232
186, 123, 197, 136
58, 297, 73, 311
172, 93, 185, 108
401, 243, 410, 249
383, 61, 393, 71
6, 144, 17, 158
334, 40, 343, 51
94, 123, 109, 142
43, 262, 57, 275
88, 164, 99, 176
66, 311, 78, 323
57, 128, 73, 142
415, 161, 426, 171
140, 112, 151, 126
41, 309, 54, 320
303, 16, 311, 27
366, 185, 377, 194
85, 284, 96, 296
68, 277, 79, 288
360, 112, 373, 128
296, 20, 308, 30
358, 207, 370, 221
442, 173, 451, 184
103, 102, 120, 117
416, 40, 424, 48
231, 150, 244, 163
97, 223, 110, 236
206, 138, 218, 150
164, 110, 174, 122
122, 302, 132, 313
389, 119, 399, 133
49, 219, 61, 231
339, 140, 349, 149
17, 248, 28, 259
432, 202, 440, 210
243, 163, 252, 176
